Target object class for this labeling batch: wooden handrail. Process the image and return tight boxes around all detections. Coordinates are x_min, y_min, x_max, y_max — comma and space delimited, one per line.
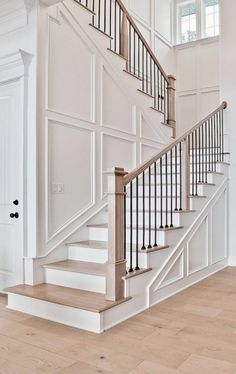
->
115, 0, 170, 84
124, 101, 227, 185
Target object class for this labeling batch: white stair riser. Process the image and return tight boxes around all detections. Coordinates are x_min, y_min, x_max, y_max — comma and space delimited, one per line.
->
126, 211, 195, 226
125, 228, 182, 246
139, 184, 214, 196
107, 50, 127, 72
190, 197, 206, 211
138, 185, 181, 195
89, 227, 108, 241
45, 268, 106, 293
7, 293, 102, 333
126, 196, 182, 210
68, 245, 107, 263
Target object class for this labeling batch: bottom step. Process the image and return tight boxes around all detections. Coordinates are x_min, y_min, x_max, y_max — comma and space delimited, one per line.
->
4, 284, 131, 333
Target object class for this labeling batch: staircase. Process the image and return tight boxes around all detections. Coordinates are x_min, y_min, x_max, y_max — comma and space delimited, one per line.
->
4, 0, 230, 333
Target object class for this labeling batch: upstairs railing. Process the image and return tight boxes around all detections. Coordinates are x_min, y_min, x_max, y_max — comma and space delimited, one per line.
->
106, 102, 228, 301
75, 0, 176, 131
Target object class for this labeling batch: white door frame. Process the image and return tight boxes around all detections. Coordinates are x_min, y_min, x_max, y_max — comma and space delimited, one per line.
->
0, 50, 34, 285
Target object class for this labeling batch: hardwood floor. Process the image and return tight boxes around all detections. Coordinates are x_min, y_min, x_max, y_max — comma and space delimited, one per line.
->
1, 267, 236, 373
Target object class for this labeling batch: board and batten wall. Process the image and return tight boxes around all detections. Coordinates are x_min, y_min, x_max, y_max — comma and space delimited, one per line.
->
36, 1, 172, 257
175, 37, 220, 136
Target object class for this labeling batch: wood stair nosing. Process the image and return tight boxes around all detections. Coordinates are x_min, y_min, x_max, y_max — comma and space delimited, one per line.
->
43, 260, 106, 277
4, 284, 131, 313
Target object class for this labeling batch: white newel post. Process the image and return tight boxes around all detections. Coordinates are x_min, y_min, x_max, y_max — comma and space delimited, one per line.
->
106, 167, 127, 301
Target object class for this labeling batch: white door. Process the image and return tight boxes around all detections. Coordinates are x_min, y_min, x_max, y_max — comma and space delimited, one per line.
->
0, 80, 23, 290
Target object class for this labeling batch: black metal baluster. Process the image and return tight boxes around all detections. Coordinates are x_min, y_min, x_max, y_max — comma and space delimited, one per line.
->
141, 171, 146, 249
208, 119, 211, 171
191, 132, 194, 195
98, 0, 101, 29
157, 69, 160, 111
195, 130, 198, 196
160, 157, 163, 228
170, 148, 173, 227
118, 5, 121, 54
198, 127, 201, 182
133, 30, 136, 75
109, 0, 112, 36
150, 57, 153, 97
214, 114, 217, 171
128, 23, 131, 72
204, 121, 208, 183
165, 153, 168, 227
129, 181, 133, 272
124, 185, 127, 261
154, 162, 157, 247
154, 65, 157, 108
210, 117, 213, 171
201, 125, 204, 183
135, 177, 139, 270
138, 36, 140, 77
148, 166, 152, 248
175, 145, 178, 209
146, 49, 148, 93
216, 112, 219, 162
104, 0, 107, 33
179, 142, 183, 210
114, 0, 117, 52
142, 42, 144, 91
161, 74, 163, 113
92, 0, 95, 25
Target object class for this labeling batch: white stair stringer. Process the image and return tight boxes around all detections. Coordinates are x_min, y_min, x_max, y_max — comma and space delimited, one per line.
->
148, 173, 229, 307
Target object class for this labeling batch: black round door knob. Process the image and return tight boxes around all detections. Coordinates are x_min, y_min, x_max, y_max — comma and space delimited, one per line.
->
10, 212, 19, 219
13, 200, 19, 206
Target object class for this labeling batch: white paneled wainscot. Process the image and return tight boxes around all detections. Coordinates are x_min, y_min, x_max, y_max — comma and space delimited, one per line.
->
35, 0, 172, 266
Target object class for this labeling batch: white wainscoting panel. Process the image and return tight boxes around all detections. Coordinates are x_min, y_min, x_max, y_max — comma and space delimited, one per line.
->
48, 120, 94, 237
212, 190, 227, 264
159, 251, 184, 289
102, 68, 134, 134
48, 12, 95, 122
176, 38, 220, 135
101, 134, 135, 194
187, 217, 208, 275
129, 0, 151, 26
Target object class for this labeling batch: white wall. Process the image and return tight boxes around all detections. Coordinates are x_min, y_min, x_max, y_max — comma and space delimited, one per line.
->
124, 0, 176, 75
220, 0, 236, 265
175, 37, 220, 135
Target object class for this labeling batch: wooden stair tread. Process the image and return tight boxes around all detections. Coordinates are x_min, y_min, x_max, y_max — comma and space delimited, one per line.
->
123, 268, 152, 279
4, 284, 131, 313
43, 260, 106, 276
67, 240, 108, 250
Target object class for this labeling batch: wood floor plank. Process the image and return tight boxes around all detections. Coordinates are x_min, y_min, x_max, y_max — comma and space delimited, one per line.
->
1, 268, 236, 374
